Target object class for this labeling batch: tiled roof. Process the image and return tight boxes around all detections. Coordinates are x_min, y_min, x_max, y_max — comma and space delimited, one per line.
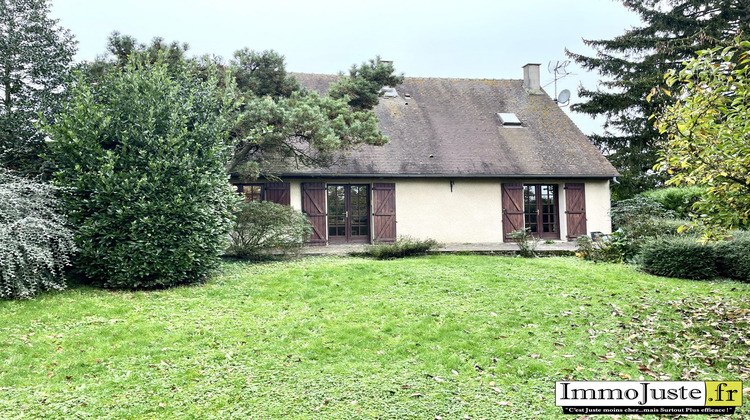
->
270, 73, 619, 178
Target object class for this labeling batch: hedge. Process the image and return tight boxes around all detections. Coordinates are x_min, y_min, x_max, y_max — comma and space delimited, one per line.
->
639, 236, 717, 280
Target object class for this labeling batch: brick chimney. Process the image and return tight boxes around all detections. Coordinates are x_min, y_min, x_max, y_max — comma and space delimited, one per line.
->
522, 63, 542, 94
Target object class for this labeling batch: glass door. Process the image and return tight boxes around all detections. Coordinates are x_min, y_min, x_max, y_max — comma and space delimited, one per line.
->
327, 185, 370, 243
523, 184, 560, 239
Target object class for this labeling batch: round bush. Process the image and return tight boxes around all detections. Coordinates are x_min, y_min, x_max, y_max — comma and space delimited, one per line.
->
639, 236, 717, 280
227, 201, 311, 259
0, 169, 76, 299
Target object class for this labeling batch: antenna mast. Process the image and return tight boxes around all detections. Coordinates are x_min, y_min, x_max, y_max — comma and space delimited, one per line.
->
548, 60, 572, 106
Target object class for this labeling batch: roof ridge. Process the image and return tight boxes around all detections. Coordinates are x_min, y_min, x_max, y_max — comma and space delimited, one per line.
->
290, 72, 520, 83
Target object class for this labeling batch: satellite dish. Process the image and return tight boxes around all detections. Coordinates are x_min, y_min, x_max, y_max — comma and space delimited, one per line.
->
557, 89, 571, 105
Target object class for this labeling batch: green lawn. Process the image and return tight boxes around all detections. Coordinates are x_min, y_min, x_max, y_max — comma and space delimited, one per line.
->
1, 256, 748, 419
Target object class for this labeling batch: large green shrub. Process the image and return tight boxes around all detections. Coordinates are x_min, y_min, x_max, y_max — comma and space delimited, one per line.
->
226, 201, 311, 259
640, 186, 705, 219
47, 60, 237, 289
639, 237, 717, 280
0, 169, 76, 299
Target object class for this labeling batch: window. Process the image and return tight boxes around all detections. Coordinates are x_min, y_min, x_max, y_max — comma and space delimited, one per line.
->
236, 184, 264, 202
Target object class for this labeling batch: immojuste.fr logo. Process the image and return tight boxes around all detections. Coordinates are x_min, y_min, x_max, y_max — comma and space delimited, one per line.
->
555, 381, 742, 415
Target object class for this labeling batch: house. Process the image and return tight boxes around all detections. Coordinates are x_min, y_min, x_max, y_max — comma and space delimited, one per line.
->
232, 64, 619, 245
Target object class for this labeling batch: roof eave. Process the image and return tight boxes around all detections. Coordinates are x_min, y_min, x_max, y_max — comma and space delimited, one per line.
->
265, 172, 620, 179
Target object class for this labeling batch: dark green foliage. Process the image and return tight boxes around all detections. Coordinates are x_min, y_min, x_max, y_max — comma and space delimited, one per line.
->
566, 0, 749, 199
84, 34, 401, 181
0, 0, 77, 174
360, 237, 441, 259
229, 52, 403, 179
716, 236, 750, 282
226, 201, 311, 259
0, 169, 76, 299
508, 228, 540, 258
640, 186, 705, 219
85, 32, 190, 80
231, 49, 300, 98
47, 59, 237, 289
639, 237, 717, 280
328, 56, 405, 111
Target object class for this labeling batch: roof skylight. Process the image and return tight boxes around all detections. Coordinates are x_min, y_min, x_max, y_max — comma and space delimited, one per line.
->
497, 113, 522, 126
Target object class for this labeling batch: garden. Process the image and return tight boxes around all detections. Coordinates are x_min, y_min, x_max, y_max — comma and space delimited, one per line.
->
1, 255, 749, 418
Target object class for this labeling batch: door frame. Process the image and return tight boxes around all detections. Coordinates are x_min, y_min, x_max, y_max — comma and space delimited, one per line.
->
522, 184, 561, 240
327, 184, 371, 244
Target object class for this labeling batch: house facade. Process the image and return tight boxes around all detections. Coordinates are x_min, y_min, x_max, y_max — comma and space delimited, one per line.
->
233, 64, 619, 245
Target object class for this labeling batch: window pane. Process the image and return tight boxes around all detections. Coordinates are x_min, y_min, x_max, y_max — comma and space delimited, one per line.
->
238, 184, 264, 202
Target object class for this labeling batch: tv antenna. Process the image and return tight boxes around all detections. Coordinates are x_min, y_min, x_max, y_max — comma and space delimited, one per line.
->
548, 60, 572, 107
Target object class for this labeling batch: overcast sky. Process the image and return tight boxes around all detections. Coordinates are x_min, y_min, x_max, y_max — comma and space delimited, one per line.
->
50, 0, 642, 135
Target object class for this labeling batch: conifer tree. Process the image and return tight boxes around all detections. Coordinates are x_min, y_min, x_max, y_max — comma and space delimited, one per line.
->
566, 0, 749, 198
0, 0, 76, 174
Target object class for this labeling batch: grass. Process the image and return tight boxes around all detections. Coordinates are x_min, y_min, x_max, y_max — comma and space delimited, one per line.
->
1, 255, 749, 419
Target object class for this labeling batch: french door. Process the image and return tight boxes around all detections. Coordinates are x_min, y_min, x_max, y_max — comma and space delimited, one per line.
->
523, 184, 560, 239
327, 185, 370, 243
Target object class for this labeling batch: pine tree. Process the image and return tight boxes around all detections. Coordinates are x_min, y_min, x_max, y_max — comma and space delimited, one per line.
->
566, 0, 749, 199
0, 0, 76, 174
228, 51, 404, 179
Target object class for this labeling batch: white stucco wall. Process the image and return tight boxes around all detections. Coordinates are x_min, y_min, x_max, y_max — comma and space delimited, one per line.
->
281, 177, 612, 244
579, 179, 612, 235
392, 178, 504, 243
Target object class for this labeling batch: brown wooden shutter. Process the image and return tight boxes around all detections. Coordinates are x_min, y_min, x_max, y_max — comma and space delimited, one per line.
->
302, 182, 327, 246
502, 183, 524, 241
265, 182, 290, 205
565, 183, 587, 240
372, 183, 396, 243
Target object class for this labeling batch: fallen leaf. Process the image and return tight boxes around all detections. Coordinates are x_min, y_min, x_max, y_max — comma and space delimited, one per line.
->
497, 401, 513, 406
